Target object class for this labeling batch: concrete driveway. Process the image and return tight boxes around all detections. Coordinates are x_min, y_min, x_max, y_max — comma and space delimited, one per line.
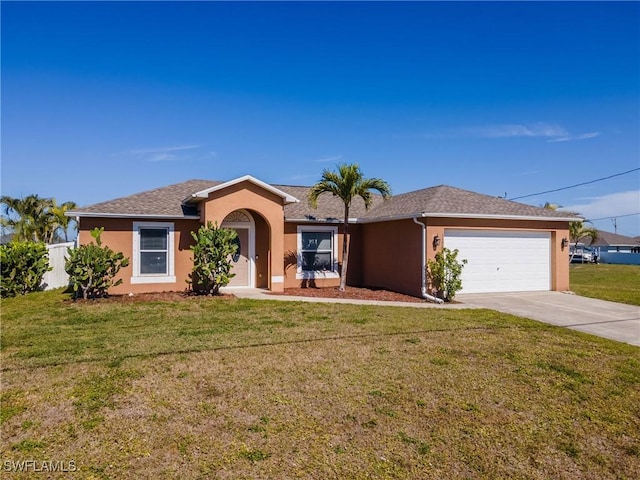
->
457, 291, 640, 346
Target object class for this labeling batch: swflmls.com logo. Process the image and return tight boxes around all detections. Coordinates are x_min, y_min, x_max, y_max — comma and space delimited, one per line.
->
3, 460, 77, 472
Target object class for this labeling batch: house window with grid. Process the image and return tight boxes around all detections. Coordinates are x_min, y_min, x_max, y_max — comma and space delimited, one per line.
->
132, 222, 176, 284
296, 226, 339, 279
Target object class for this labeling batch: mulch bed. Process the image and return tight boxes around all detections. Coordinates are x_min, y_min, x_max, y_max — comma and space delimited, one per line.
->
63, 286, 426, 303
270, 286, 426, 303
64, 291, 234, 303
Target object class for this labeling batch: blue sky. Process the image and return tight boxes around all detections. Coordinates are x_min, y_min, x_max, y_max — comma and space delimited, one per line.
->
2, 1, 639, 236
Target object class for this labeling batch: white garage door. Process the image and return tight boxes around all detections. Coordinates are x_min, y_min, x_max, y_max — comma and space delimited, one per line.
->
444, 230, 551, 294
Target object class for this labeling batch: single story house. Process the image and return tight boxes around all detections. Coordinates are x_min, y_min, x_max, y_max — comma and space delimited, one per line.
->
585, 230, 640, 265
68, 175, 576, 297
585, 230, 640, 253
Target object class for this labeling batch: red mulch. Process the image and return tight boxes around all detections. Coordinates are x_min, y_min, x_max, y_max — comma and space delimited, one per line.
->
64, 291, 234, 303
271, 286, 426, 303
64, 287, 425, 304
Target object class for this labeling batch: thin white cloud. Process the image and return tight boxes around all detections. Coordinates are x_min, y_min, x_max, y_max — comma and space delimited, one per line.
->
547, 132, 601, 143
128, 144, 200, 155
285, 173, 318, 182
147, 153, 178, 162
312, 154, 343, 163
460, 122, 568, 139
120, 144, 203, 162
402, 123, 600, 143
563, 190, 640, 219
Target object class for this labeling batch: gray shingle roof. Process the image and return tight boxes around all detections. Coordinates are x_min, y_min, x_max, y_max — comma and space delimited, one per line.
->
72, 179, 574, 222
276, 185, 386, 220
359, 185, 574, 220
586, 230, 640, 247
73, 179, 221, 217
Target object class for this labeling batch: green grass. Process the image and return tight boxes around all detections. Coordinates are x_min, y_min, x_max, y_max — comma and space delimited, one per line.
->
571, 263, 640, 305
1, 289, 639, 479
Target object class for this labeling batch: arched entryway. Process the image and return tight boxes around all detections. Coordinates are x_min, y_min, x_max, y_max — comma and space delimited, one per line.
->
222, 209, 255, 287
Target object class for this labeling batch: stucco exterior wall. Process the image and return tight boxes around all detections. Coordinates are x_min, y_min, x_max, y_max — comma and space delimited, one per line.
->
360, 219, 423, 297
282, 223, 363, 289
202, 180, 286, 291
76, 187, 570, 296
78, 217, 200, 295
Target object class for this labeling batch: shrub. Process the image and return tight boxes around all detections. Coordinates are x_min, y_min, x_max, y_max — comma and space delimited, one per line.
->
65, 228, 129, 299
427, 247, 467, 302
188, 222, 238, 295
0, 241, 51, 297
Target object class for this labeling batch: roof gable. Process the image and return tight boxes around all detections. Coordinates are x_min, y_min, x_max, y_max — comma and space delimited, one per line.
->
185, 175, 299, 205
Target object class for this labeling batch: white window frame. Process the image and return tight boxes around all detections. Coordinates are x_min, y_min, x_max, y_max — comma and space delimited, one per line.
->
296, 225, 339, 279
131, 221, 176, 284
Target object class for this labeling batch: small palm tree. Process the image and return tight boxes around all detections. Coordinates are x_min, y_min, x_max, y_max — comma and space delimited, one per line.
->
543, 202, 598, 262
1, 195, 77, 243
569, 221, 599, 262
1, 194, 51, 242
50, 200, 78, 242
308, 164, 391, 291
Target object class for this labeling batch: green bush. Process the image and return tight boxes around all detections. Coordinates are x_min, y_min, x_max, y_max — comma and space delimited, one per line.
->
65, 228, 129, 299
0, 241, 51, 297
427, 247, 467, 302
188, 222, 238, 295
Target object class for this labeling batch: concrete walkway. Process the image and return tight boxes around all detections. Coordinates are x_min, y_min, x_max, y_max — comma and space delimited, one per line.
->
221, 288, 640, 346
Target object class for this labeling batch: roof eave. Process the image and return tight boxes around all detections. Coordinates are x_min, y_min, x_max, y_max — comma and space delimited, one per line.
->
285, 217, 359, 224
66, 211, 201, 220
356, 212, 580, 223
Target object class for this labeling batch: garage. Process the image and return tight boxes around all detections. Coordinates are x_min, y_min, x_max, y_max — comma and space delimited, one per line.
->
444, 230, 551, 294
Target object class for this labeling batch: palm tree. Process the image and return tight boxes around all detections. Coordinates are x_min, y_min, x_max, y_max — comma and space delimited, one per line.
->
49, 200, 78, 242
308, 164, 391, 291
1, 195, 76, 243
1, 195, 50, 242
569, 221, 599, 263
542, 201, 598, 262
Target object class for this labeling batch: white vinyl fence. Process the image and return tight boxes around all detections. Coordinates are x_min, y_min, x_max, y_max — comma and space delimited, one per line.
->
42, 242, 74, 290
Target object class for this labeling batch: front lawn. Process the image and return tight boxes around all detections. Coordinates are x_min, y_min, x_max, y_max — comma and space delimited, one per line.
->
1, 290, 639, 479
570, 263, 640, 306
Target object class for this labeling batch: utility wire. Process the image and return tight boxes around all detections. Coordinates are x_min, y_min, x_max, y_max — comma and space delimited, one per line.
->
587, 212, 640, 222
508, 167, 640, 201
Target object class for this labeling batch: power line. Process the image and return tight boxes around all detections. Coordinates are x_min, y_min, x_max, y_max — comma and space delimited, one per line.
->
587, 212, 640, 222
508, 167, 640, 201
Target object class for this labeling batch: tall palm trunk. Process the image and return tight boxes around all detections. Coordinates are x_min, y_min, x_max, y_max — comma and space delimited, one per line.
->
340, 205, 350, 291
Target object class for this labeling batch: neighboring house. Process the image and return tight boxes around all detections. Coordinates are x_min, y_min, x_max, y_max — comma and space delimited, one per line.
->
68, 175, 576, 296
585, 230, 640, 265
586, 230, 640, 253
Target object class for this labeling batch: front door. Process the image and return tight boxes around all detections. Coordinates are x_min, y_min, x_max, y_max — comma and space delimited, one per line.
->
228, 228, 250, 287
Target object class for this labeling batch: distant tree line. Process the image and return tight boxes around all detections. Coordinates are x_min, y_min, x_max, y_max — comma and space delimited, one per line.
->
1, 194, 77, 244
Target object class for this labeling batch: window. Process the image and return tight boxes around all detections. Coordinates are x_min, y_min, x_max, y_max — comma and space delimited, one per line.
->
296, 226, 338, 279
132, 222, 175, 284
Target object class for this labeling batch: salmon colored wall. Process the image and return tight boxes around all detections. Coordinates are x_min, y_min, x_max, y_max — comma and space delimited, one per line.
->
78, 217, 201, 295
203, 180, 286, 292
361, 219, 423, 297
79, 199, 570, 296
282, 223, 363, 289
425, 218, 571, 292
